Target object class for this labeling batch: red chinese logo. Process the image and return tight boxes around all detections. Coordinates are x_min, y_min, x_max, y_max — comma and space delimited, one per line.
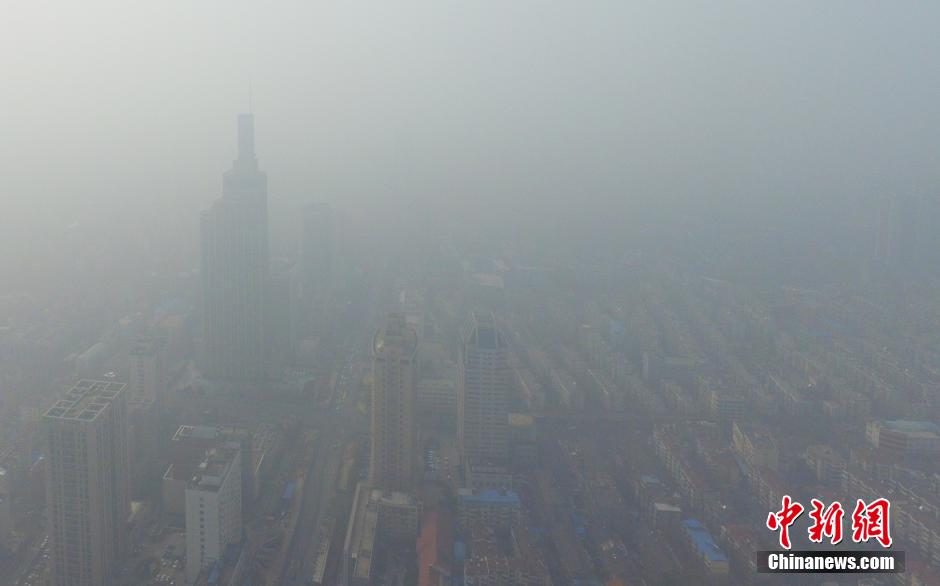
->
766, 497, 893, 549
851, 498, 892, 548
766, 495, 804, 550
807, 499, 844, 545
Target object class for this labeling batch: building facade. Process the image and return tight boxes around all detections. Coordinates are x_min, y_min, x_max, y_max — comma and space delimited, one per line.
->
369, 313, 418, 492
127, 336, 167, 497
163, 425, 254, 519
44, 380, 130, 586
458, 312, 511, 467
185, 443, 242, 585
128, 336, 167, 410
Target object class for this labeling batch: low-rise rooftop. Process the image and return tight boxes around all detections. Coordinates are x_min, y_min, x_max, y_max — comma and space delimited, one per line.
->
682, 519, 728, 563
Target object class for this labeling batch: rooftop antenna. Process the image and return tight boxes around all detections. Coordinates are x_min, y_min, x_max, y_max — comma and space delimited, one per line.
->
248, 80, 253, 114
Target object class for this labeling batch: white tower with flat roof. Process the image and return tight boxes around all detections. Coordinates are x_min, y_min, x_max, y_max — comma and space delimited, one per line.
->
44, 380, 130, 586
185, 442, 242, 585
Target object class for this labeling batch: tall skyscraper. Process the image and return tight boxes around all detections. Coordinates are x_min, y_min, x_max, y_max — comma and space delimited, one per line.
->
458, 312, 511, 467
370, 313, 418, 492
201, 113, 269, 381
44, 380, 130, 586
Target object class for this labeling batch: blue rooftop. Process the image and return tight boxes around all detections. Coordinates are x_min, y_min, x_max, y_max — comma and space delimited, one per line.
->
682, 519, 728, 563
282, 481, 296, 501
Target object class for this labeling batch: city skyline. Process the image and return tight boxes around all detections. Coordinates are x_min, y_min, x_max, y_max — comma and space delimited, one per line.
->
2, 4, 940, 586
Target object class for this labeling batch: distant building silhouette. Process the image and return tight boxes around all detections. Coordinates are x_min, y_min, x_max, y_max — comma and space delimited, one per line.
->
267, 258, 294, 371
201, 113, 270, 381
875, 193, 922, 272
127, 336, 167, 497
300, 202, 333, 300
0, 466, 11, 551
370, 313, 418, 492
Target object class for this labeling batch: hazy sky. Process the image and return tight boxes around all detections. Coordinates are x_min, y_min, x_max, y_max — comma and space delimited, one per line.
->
2, 1, 939, 264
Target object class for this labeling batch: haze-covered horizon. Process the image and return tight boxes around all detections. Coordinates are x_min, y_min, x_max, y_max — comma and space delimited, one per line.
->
6, 5, 940, 585
2, 1, 940, 278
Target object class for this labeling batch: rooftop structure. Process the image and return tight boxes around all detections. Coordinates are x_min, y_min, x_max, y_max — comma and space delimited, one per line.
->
732, 421, 779, 472
882, 420, 940, 434
163, 425, 255, 517
175, 424, 222, 441
343, 483, 379, 586
185, 442, 242, 584
867, 419, 940, 460
458, 489, 522, 532
188, 443, 240, 492
457, 489, 521, 507
43, 379, 125, 421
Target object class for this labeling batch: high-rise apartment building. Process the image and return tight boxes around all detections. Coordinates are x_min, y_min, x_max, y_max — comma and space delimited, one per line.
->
127, 336, 167, 496
458, 312, 511, 467
128, 336, 167, 410
370, 313, 418, 492
44, 380, 130, 586
201, 113, 269, 381
184, 442, 242, 585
